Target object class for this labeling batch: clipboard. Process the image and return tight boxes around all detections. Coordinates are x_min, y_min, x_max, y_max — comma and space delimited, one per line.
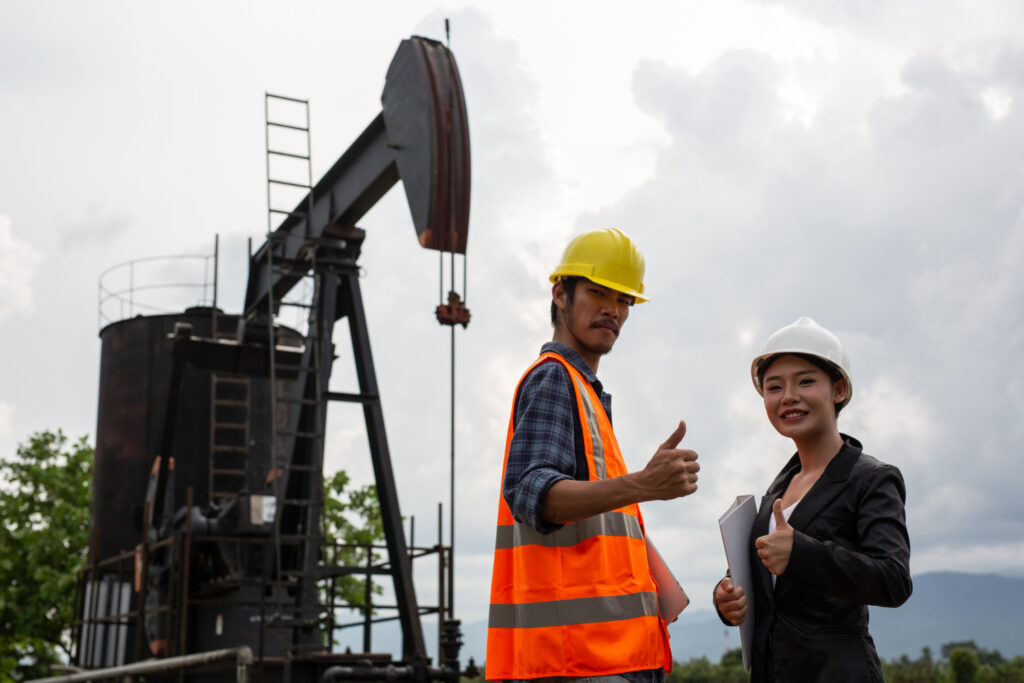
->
645, 536, 689, 623
719, 495, 757, 671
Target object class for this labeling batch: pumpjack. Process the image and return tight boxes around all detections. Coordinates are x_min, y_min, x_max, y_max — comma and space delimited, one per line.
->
58, 35, 473, 683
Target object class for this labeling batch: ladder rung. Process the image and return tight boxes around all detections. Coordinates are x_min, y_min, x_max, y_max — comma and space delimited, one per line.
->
266, 93, 308, 104
211, 468, 247, 475
269, 178, 311, 189
274, 344, 313, 356
213, 423, 247, 430
279, 301, 313, 309
213, 399, 249, 407
325, 391, 377, 403
212, 445, 248, 453
267, 121, 309, 132
277, 430, 321, 438
268, 149, 310, 160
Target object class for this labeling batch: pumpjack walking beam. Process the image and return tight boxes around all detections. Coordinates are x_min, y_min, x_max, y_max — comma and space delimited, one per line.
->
241, 36, 470, 664
244, 36, 469, 320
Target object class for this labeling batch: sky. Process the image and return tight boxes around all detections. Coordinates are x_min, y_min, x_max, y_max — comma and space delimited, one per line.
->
2, 0, 1024, 665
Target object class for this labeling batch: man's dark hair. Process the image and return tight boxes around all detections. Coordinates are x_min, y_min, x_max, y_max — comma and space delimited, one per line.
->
550, 276, 580, 327
757, 352, 848, 416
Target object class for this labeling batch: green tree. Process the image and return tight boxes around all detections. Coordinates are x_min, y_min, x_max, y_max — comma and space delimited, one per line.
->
0, 430, 93, 681
942, 640, 1008, 671
0, 430, 386, 679
989, 656, 1024, 683
321, 469, 385, 607
667, 653, 747, 683
951, 648, 980, 683
883, 648, 940, 683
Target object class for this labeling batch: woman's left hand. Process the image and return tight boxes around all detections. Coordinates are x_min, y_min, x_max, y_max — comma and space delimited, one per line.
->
755, 499, 794, 575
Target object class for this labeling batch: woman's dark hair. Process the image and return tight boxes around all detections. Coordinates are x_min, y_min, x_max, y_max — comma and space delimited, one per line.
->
550, 276, 580, 327
757, 352, 848, 416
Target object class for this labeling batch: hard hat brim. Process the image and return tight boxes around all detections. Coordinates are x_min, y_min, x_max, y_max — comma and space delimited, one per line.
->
549, 271, 649, 303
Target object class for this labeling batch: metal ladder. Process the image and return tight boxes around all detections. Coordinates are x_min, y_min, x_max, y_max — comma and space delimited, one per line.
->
263, 94, 327, 644
265, 93, 314, 235
209, 374, 251, 501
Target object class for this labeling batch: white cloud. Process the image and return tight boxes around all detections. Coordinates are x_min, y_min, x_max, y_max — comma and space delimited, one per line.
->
3, 1, 1024, 665
0, 401, 11, 439
588, 14, 1024, 586
845, 376, 937, 469
0, 215, 42, 321
981, 86, 1013, 119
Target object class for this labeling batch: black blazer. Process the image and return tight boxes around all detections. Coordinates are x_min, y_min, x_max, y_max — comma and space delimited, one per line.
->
744, 436, 912, 682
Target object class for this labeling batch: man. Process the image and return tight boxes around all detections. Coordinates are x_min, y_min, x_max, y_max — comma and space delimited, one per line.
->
486, 228, 700, 682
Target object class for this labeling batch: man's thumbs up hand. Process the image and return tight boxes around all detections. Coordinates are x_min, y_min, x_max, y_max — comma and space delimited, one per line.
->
639, 420, 699, 501
755, 499, 795, 576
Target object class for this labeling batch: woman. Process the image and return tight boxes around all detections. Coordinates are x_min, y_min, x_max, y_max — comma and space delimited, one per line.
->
714, 317, 912, 682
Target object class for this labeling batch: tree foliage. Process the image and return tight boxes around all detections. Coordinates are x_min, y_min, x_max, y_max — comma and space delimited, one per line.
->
0, 431, 387, 680
950, 648, 981, 683
666, 650, 750, 683
322, 469, 385, 608
0, 430, 93, 680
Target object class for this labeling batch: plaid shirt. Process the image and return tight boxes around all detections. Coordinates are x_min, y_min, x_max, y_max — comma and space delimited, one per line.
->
500, 342, 665, 683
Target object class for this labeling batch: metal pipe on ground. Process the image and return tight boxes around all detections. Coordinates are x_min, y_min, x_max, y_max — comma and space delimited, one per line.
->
27, 646, 253, 683
321, 664, 454, 682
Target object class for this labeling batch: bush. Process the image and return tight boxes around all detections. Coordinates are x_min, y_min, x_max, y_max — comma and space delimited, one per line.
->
951, 648, 980, 683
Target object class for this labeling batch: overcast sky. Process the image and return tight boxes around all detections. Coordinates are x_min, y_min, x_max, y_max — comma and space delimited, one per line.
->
2, 0, 1023, 665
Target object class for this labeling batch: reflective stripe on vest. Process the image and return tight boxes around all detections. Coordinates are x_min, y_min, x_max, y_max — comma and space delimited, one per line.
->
486, 353, 670, 680
494, 510, 643, 550
572, 372, 607, 480
489, 590, 660, 629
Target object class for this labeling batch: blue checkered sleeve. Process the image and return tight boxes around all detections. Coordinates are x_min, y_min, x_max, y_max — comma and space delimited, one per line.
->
502, 360, 578, 534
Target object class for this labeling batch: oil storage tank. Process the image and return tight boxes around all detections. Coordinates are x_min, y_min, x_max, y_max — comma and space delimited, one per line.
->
83, 306, 301, 667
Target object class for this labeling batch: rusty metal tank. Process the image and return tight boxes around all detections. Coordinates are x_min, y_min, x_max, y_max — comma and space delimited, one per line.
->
90, 307, 299, 565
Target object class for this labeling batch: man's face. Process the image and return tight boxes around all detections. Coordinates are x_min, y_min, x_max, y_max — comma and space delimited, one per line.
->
554, 279, 634, 358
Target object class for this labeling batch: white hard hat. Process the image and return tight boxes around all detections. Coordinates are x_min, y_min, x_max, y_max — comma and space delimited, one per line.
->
750, 317, 852, 409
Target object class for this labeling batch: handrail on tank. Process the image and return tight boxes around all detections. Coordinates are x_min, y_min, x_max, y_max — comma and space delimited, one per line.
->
97, 238, 220, 331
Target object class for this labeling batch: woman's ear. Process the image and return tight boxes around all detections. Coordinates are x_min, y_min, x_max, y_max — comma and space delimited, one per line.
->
833, 377, 849, 406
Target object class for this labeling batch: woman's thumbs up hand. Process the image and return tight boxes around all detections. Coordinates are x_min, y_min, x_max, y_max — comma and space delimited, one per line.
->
755, 499, 795, 576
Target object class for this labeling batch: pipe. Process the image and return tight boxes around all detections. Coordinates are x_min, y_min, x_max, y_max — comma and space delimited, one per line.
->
321, 664, 455, 682
27, 646, 253, 683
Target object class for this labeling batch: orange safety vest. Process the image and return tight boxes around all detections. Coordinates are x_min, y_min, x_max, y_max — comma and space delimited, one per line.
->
486, 353, 671, 680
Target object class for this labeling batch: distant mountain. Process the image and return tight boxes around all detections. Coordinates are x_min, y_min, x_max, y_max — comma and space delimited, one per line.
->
665, 571, 1024, 663
395, 571, 1024, 668
869, 571, 1024, 660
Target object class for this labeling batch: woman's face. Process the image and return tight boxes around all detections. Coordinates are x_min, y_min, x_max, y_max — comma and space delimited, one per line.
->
761, 354, 847, 441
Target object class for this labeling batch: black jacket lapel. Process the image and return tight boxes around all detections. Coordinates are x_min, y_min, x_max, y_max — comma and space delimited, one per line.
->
786, 438, 861, 532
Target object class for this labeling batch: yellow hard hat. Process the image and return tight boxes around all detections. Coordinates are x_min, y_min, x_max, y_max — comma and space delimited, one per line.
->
549, 228, 648, 302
